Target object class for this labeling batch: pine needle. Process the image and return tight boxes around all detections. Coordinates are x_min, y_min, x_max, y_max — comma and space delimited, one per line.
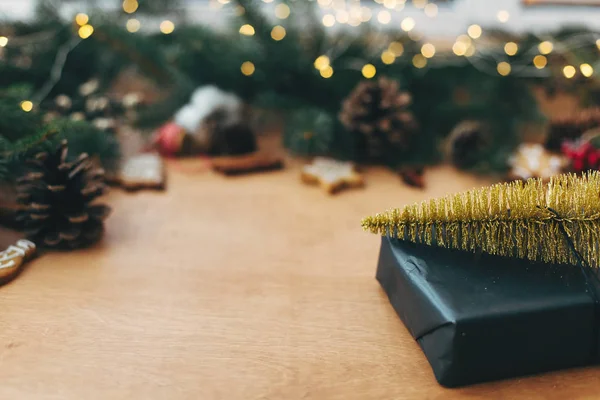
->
362, 172, 600, 267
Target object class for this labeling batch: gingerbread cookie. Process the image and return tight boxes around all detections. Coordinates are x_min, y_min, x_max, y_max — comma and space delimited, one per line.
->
211, 152, 284, 176
118, 153, 166, 191
301, 157, 364, 194
0, 239, 36, 285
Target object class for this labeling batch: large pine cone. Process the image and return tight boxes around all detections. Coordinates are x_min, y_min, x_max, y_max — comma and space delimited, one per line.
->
16, 140, 111, 249
545, 108, 600, 151
339, 77, 417, 163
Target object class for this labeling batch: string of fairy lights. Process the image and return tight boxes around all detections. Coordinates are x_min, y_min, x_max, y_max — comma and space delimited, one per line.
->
4, 0, 600, 112
230, 0, 600, 81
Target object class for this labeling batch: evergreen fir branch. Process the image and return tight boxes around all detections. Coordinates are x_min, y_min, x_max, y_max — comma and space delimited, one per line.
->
362, 172, 600, 268
0, 128, 57, 157
92, 25, 176, 85
0, 118, 120, 182
44, 118, 121, 172
0, 128, 57, 182
0, 85, 43, 142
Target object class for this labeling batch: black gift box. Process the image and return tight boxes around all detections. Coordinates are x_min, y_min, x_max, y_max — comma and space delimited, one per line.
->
376, 235, 599, 387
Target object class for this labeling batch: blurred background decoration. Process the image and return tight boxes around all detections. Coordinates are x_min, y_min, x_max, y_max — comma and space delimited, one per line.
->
0, 0, 598, 202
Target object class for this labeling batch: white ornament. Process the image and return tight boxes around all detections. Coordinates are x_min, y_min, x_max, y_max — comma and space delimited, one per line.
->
174, 104, 202, 133
174, 85, 244, 134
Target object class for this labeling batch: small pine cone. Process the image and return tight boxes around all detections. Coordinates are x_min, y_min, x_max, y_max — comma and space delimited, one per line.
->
339, 77, 418, 162
444, 121, 490, 169
16, 140, 111, 249
545, 108, 600, 151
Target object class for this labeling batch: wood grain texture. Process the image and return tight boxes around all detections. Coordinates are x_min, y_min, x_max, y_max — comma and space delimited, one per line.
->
1, 147, 599, 399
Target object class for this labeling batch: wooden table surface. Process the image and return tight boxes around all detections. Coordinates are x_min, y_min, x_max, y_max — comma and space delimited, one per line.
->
2, 153, 600, 400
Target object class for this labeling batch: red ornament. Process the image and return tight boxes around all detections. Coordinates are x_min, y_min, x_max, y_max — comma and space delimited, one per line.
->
153, 122, 187, 157
561, 140, 600, 172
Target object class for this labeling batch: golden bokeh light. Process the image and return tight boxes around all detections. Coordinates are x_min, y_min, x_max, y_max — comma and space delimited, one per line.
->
314, 55, 330, 70
563, 65, 576, 79
275, 3, 290, 19
533, 55, 547, 69
400, 17, 415, 32
377, 10, 391, 24
497, 10, 510, 23
362, 64, 376, 79
381, 50, 395, 64
504, 42, 518, 56
452, 41, 467, 56
323, 14, 335, 27
320, 66, 334, 78
412, 54, 427, 68
271, 25, 286, 41
160, 20, 175, 34
421, 43, 435, 58
241, 61, 255, 76
389, 41, 404, 56
122, 0, 138, 14
580, 63, 594, 78
239, 24, 255, 36
126, 18, 141, 33
497, 62, 511, 76
78, 24, 94, 39
467, 24, 482, 39
75, 13, 89, 26
20, 101, 33, 112
538, 41, 553, 55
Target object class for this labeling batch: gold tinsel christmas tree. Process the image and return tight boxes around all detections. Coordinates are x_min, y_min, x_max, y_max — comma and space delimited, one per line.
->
362, 172, 600, 268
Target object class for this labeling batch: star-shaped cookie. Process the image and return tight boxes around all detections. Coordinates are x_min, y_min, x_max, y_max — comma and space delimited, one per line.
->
301, 157, 364, 194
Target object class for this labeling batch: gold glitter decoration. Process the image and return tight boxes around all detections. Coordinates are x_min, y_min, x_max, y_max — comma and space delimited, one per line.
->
362, 171, 600, 267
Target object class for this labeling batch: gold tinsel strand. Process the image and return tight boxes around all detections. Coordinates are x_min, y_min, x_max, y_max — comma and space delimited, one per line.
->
362, 172, 600, 267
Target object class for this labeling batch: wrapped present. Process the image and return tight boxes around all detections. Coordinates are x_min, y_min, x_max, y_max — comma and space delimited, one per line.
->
376, 236, 595, 387
363, 172, 600, 387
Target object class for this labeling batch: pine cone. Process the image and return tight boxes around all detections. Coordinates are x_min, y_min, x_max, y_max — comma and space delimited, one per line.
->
339, 77, 417, 163
16, 140, 111, 249
444, 121, 490, 169
545, 108, 600, 151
